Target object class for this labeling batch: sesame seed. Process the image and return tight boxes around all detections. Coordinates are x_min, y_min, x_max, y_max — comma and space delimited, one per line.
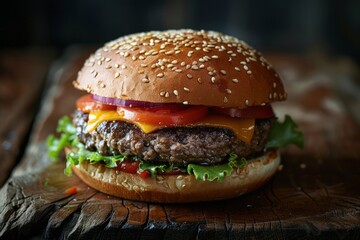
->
124, 52, 130, 57
175, 50, 181, 54
226, 89, 232, 94
199, 58, 205, 62
100, 83, 105, 88
199, 64, 205, 69
269, 93, 272, 99
167, 64, 174, 68
186, 74, 193, 79
138, 55, 145, 60
157, 73, 164, 78
131, 55, 137, 60
245, 100, 249, 106
172, 60, 178, 64
90, 69, 95, 73
186, 64, 191, 69
247, 70, 252, 74
165, 92, 170, 98
142, 77, 150, 83
138, 69, 145, 74
114, 72, 120, 78
273, 82, 277, 88
191, 65, 199, 70
234, 67, 240, 71
211, 55, 219, 59
93, 71, 98, 77
173, 90, 179, 96
240, 61, 246, 65
121, 65, 127, 69
220, 70, 227, 75
211, 77, 216, 83
105, 65, 112, 69
141, 63, 148, 67
232, 78, 239, 83
197, 77, 202, 84
228, 57, 232, 62
261, 102, 266, 106
183, 101, 189, 105
224, 96, 228, 103
105, 57, 111, 62
159, 91, 166, 97
183, 87, 190, 92
114, 64, 120, 68
175, 69, 182, 73
243, 65, 249, 70
181, 61, 186, 66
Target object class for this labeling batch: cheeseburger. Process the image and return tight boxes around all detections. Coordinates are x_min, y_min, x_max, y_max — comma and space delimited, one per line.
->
48, 29, 303, 203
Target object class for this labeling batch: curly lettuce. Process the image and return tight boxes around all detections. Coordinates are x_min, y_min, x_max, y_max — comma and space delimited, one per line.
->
266, 115, 304, 149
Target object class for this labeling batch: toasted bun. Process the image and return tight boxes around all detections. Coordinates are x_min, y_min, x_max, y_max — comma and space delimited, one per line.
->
70, 149, 280, 203
74, 29, 286, 108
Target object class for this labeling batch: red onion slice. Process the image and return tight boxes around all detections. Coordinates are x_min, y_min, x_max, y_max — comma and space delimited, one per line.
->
91, 94, 177, 108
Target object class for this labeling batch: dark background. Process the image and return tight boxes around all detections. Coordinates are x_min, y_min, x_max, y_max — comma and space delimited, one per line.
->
1, 0, 360, 64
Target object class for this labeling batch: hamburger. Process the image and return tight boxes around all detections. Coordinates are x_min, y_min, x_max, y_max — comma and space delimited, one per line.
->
48, 29, 303, 203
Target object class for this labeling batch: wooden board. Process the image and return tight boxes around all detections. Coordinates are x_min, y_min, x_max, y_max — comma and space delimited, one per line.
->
1, 49, 360, 239
0, 49, 55, 186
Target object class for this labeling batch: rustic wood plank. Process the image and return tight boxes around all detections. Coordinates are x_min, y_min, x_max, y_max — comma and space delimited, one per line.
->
1, 49, 360, 239
0, 49, 55, 186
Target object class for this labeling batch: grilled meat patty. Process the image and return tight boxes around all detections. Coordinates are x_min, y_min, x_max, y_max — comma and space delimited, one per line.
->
73, 110, 273, 165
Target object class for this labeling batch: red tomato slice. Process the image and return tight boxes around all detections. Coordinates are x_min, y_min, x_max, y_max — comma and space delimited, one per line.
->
116, 160, 139, 174
76, 95, 117, 113
117, 105, 208, 125
211, 105, 274, 119
138, 170, 151, 179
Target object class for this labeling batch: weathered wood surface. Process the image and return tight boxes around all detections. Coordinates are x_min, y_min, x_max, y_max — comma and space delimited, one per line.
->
1, 49, 360, 239
0, 49, 55, 186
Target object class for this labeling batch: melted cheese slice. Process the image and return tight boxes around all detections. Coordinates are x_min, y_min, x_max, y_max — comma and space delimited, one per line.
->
87, 111, 255, 144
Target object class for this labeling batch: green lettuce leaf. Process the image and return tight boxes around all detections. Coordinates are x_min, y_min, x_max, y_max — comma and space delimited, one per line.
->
187, 154, 246, 182
139, 162, 178, 178
266, 115, 304, 149
47, 116, 76, 160
64, 142, 125, 176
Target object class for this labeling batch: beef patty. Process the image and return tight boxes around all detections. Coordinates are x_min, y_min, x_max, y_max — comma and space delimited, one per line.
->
73, 110, 273, 165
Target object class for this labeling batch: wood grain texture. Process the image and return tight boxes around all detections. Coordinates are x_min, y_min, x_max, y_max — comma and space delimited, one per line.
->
0, 49, 55, 186
0, 49, 360, 239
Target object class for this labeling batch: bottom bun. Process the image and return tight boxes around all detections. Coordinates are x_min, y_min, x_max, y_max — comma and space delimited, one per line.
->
69, 149, 281, 203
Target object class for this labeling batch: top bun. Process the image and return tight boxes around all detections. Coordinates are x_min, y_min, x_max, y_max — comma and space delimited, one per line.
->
74, 29, 286, 108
